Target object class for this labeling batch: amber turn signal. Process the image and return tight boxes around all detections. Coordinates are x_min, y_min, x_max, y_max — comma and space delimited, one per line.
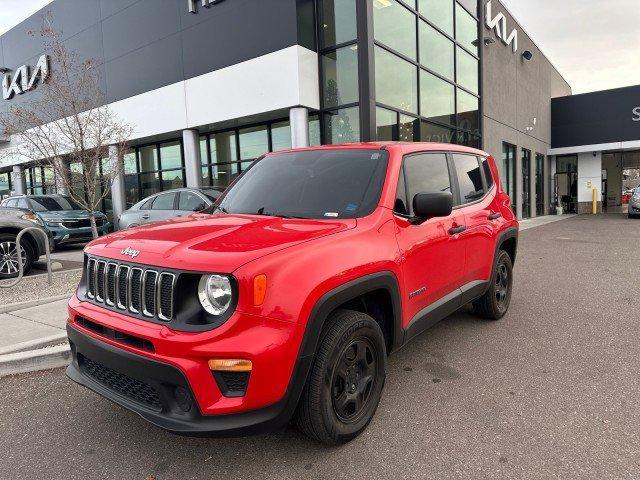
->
208, 359, 253, 372
253, 274, 267, 306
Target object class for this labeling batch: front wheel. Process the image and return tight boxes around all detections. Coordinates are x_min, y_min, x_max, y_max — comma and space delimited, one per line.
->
0, 234, 34, 279
472, 250, 513, 320
295, 309, 387, 445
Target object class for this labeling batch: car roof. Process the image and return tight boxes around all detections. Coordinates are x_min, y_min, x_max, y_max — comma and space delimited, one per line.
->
264, 141, 489, 158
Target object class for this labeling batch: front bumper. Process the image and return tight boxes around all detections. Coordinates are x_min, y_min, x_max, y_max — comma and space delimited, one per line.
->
65, 296, 311, 436
50, 224, 110, 245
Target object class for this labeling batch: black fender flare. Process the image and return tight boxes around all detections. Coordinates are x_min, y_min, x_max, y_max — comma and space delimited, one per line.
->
494, 227, 519, 266
299, 271, 404, 360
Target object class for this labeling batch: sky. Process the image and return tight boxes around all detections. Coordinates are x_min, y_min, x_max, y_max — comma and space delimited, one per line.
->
0, 0, 639, 94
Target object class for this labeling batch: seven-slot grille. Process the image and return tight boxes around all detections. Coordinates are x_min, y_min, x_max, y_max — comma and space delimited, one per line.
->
86, 258, 176, 322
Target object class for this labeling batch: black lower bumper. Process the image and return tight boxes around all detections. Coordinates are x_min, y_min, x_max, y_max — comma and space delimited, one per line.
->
66, 324, 312, 437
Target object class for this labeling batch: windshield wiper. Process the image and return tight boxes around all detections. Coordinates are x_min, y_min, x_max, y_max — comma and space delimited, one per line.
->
255, 208, 308, 219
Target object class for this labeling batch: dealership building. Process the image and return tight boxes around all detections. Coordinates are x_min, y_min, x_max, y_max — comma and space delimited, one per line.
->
0, 0, 636, 225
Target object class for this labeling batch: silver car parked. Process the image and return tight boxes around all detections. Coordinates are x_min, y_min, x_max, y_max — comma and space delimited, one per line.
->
629, 187, 640, 219
118, 188, 223, 229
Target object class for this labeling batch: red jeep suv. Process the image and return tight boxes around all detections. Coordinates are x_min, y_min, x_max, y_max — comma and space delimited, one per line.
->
66, 143, 518, 444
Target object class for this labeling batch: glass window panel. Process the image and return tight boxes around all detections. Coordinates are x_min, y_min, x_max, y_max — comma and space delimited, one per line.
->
322, 46, 359, 109
376, 107, 397, 141
139, 145, 159, 172
419, 20, 454, 79
452, 153, 484, 204
239, 126, 269, 160
373, 0, 417, 60
162, 169, 184, 191
200, 137, 208, 165
140, 171, 161, 198
456, 46, 478, 94
455, 2, 478, 54
211, 162, 240, 188
501, 143, 516, 200
419, 0, 453, 36
123, 151, 137, 174
201, 166, 211, 187
179, 191, 207, 211
420, 70, 455, 125
271, 121, 292, 152
375, 47, 418, 114
210, 131, 238, 164
151, 192, 177, 210
309, 116, 322, 146
404, 153, 451, 215
324, 107, 361, 144
457, 131, 481, 148
483, 157, 494, 189
420, 121, 456, 143
319, 0, 357, 48
457, 88, 479, 133
159, 141, 182, 170
399, 115, 419, 142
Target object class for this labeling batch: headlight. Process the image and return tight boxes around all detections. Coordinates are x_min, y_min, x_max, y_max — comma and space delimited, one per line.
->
21, 213, 43, 226
45, 221, 64, 227
198, 275, 233, 316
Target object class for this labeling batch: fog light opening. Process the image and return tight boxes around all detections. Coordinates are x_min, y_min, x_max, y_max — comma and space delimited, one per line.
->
174, 386, 193, 412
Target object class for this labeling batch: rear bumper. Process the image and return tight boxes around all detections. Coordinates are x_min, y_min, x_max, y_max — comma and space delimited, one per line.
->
65, 297, 311, 436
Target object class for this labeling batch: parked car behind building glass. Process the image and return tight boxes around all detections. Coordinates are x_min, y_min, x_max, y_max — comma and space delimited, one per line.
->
118, 188, 223, 229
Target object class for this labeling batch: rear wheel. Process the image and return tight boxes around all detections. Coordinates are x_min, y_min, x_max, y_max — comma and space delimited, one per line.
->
472, 250, 513, 320
0, 234, 34, 279
295, 309, 387, 445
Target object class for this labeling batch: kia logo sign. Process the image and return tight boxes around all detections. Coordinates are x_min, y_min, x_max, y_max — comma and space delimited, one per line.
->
188, 0, 225, 13
485, 1, 518, 53
2, 55, 50, 100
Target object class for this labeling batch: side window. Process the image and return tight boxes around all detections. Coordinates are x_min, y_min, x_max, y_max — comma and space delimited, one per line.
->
140, 197, 155, 210
403, 153, 452, 216
394, 169, 408, 216
481, 157, 494, 189
178, 192, 207, 212
151, 193, 177, 210
5, 199, 16, 208
17, 198, 30, 209
452, 154, 485, 205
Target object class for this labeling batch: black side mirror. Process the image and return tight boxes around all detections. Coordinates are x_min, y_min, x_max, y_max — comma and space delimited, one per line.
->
413, 192, 453, 221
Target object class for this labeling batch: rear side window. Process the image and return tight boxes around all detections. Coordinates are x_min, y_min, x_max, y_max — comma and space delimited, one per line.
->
403, 153, 452, 216
151, 193, 177, 210
452, 154, 484, 205
481, 157, 494, 189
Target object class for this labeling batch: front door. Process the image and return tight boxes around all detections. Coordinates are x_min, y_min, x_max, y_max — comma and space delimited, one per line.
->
393, 152, 466, 329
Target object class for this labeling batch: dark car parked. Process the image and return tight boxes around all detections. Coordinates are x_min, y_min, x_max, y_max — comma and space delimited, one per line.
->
0, 207, 51, 279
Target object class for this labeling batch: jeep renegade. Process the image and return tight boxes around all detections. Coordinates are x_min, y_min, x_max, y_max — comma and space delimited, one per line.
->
66, 142, 518, 445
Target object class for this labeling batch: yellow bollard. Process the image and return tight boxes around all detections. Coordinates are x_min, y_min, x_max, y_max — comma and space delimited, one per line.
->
592, 187, 598, 214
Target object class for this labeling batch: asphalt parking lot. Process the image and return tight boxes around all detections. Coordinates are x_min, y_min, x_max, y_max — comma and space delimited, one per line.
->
1, 214, 639, 480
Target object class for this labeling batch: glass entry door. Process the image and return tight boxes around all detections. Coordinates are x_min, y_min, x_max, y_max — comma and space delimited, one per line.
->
535, 153, 545, 216
522, 149, 531, 219
501, 143, 516, 213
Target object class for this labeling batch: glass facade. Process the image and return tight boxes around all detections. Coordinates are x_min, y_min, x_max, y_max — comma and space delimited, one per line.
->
535, 153, 545, 216
26, 166, 56, 195
501, 143, 516, 211
522, 148, 531, 219
0, 171, 12, 198
319, 0, 360, 144
372, 0, 480, 145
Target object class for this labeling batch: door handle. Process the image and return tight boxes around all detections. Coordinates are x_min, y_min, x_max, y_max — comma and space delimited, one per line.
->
449, 225, 466, 235
141, 214, 150, 220
488, 212, 502, 220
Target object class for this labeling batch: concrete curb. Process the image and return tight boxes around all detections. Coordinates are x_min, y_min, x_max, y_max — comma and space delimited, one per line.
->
0, 344, 71, 378
0, 332, 69, 356
0, 294, 71, 314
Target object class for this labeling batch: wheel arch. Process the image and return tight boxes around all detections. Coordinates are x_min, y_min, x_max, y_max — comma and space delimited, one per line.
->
496, 227, 518, 266
300, 272, 404, 360
0, 226, 40, 259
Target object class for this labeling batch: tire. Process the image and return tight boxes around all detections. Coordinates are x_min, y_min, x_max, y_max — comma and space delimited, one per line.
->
0, 233, 35, 279
472, 250, 513, 320
295, 309, 387, 445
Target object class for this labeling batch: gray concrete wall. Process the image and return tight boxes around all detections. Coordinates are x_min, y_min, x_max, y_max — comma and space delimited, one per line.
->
480, 0, 571, 217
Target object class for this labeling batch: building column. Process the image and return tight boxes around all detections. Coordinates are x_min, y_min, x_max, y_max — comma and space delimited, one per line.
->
290, 107, 310, 148
109, 146, 127, 230
54, 157, 70, 195
183, 129, 203, 188
530, 153, 536, 218
515, 150, 523, 220
11, 165, 27, 195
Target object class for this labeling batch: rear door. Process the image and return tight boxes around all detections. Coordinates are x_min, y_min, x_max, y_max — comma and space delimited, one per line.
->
451, 154, 496, 286
147, 192, 178, 223
394, 152, 466, 328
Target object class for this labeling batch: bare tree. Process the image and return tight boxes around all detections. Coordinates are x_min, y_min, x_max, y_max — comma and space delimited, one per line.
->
0, 15, 132, 238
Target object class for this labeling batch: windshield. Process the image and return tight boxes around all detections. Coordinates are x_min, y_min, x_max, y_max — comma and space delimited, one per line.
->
215, 149, 388, 219
29, 196, 82, 212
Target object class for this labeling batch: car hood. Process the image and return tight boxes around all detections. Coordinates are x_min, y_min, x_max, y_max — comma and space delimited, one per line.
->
85, 213, 356, 273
